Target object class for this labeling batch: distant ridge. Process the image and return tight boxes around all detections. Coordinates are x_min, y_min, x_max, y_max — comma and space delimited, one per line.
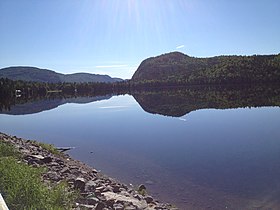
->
132, 52, 280, 85
0, 66, 123, 83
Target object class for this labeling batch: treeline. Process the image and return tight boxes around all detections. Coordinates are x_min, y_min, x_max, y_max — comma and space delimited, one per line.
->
0, 78, 130, 98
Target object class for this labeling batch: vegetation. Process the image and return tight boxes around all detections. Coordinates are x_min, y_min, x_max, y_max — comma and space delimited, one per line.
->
0, 141, 19, 158
0, 66, 122, 83
27, 140, 60, 155
0, 141, 76, 210
132, 52, 280, 86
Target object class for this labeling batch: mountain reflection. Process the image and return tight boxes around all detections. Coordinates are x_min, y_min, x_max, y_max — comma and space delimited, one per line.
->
0, 95, 112, 115
1, 85, 280, 116
132, 85, 280, 117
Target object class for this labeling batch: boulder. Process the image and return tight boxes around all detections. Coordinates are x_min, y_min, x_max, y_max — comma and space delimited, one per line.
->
85, 180, 97, 192
138, 184, 146, 191
61, 167, 70, 174
86, 197, 99, 205
113, 203, 124, 210
42, 156, 52, 164
95, 202, 106, 210
46, 171, 61, 181
74, 177, 86, 191
112, 185, 121, 193
144, 196, 154, 204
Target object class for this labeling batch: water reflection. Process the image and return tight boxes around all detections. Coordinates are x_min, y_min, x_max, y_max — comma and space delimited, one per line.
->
1, 85, 280, 209
132, 85, 280, 117
0, 95, 112, 115
1, 85, 280, 116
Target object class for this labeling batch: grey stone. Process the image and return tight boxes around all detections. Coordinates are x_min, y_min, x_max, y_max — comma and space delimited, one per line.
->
61, 167, 70, 174
105, 199, 115, 207
42, 156, 52, 164
85, 180, 97, 192
86, 197, 99, 205
144, 196, 154, 204
112, 185, 121, 193
124, 205, 137, 210
138, 184, 146, 191
95, 202, 106, 210
113, 203, 124, 210
48, 161, 60, 167
46, 171, 61, 181
74, 177, 86, 191
133, 194, 143, 200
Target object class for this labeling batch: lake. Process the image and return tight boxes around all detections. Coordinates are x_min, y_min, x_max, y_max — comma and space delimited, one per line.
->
1, 86, 280, 209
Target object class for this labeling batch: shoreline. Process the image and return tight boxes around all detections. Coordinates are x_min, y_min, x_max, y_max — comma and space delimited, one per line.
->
0, 132, 177, 210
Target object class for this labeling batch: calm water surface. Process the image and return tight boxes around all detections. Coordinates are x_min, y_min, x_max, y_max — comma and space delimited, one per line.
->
1, 93, 280, 209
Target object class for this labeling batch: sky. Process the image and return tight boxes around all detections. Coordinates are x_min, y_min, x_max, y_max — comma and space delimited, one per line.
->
0, 0, 280, 79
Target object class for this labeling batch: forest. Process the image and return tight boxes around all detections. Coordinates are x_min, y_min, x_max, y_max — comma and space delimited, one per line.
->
132, 52, 280, 86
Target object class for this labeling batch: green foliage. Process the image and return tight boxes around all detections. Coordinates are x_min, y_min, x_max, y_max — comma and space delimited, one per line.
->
132, 52, 280, 86
0, 141, 19, 158
0, 141, 77, 210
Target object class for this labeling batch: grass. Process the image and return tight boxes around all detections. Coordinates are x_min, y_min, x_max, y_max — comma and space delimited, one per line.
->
0, 141, 77, 210
0, 140, 19, 158
27, 140, 60, 155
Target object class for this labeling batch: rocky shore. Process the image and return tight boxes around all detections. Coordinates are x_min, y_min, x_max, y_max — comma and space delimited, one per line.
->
0, 133, 177, 210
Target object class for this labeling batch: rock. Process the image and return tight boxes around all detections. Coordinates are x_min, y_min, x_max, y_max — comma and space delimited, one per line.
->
102, 192, 148, 209
85, 180, 97, 192
112, 185, 121, 193
113, 203, 124, 210
133, 194, 143, 200
61, 167, 70, 174
144, 196, 154, 204
124, 205, 137, 210
86, 197, 99, 205
138, 184, 146, 191
105, 199, 115, 207
28, 155, 53, 164
92, 169, 98, 174
29, 154, 44, 160
46, 171, 61, 181
95, 202, 106, 210
81, 170, 87, 175
77, 203, 95, 209
103, 185, 113, 192
96, 185, 106, 192
74, 177, 86, 191
48, 161, 60, 167
42, 156, 52, 163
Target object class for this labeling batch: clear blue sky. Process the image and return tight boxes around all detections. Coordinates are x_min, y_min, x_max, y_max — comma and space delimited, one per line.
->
0, 0, 279, 79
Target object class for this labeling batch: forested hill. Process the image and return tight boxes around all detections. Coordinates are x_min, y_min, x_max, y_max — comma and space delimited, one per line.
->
0, 66, 122, 83
132, 52, 280, 85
